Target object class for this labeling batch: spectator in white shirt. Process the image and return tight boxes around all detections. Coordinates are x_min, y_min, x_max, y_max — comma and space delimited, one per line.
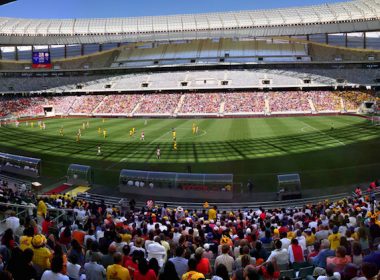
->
41, 256, 69, 280
267, 239, 289, 266
5, 211, 20, 234
67, 255, 81, 280
147, 236, 167, 268
296, 230, 307, 252
215, 244, 234, 275
280, 232, 291, 250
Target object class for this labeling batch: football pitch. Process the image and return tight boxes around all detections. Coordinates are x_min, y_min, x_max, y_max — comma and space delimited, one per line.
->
0, 115, 379, 192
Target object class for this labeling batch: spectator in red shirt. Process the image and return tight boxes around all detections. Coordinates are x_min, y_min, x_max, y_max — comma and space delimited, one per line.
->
195, 247, 211, 276
134, 257, 156, 280
41, 216, 54, 236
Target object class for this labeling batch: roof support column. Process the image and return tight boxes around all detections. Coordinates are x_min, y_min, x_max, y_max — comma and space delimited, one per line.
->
64, 45, 67, 59
15, 46, 18, 61
0, 47, 2, 60
99, 44, 102, 52
345, 33, 348, 48
363, 32, 367, 49
81, 44, 84, 56
325, 33, 329, 45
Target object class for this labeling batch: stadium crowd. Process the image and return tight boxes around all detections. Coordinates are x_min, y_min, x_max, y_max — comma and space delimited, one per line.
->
269, 92, 311, 112
137, 94, 182, 114
223, 93, 265, 113
69, 95, 107, 114
0, 91, 378, 118
0, 177, 379, 280
181, 93, 223, 114
94, 95, 141, 115
309, 92, 342, 112
341, 92, 380, 111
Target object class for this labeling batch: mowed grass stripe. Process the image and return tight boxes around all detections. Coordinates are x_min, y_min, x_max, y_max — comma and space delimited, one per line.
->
0, 116, 379, 190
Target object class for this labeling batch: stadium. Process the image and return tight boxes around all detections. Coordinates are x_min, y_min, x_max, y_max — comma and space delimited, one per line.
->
0, 0, 379, 279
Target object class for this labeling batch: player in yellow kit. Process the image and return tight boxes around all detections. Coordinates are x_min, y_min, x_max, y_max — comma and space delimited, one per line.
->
172, 128, 176, 140
76, 133, 80, 143
98, 127, 102, 135
129, 129, 133, 137
192, 123, 196, 134
173, 141, 177, 151
60, 127, 64, 136
103, 129, 107, 138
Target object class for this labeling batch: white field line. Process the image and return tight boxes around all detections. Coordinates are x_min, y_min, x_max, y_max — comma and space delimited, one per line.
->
300, 123, 346, 146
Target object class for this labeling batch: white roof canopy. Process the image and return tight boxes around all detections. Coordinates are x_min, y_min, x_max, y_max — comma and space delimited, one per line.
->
0, 0, 379, 45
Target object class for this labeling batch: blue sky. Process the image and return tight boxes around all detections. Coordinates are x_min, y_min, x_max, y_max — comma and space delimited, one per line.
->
0, 0, 347, 18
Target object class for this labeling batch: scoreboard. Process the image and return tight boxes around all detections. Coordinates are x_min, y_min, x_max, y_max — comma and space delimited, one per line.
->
32, 52, 51, 69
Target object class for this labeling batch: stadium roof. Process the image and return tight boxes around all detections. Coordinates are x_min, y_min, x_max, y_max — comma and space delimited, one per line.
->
0, 0, 379, 45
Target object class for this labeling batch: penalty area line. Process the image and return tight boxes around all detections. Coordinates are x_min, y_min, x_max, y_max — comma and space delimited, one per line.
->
300, 123, 346, 146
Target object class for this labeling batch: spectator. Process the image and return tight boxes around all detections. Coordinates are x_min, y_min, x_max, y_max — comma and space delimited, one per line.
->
68, 239, 85, 266
232, 255, 251, 280
41, 256, 69, 280
267, 240, 289, 267
352, 242, 364, 267
311, 239, 335, 269
5, 211, 19, 234
288, 238, 304, 265
31, 234, 52, 270
1, 229, 15, 250
84, 252, 106, 280
158, 260, 180, 280
67, 254, 81, 280
147, 236, 166, 268
52, 244, 68, 275
358, 262, 378, 280
101, 244, 117, 269
363, 244, 380, 270
212, 263, 230, 280
169, 246, 188, 279
19, 227, 34, 251
328, 227, 341, 251
134, 257, 156, 280
148, 257, 160, 276
106, 252, 130, 280
195, 247, 211, 277
326, 246, 352, 272
182, 258, 205, 280
215, 244, 234, 275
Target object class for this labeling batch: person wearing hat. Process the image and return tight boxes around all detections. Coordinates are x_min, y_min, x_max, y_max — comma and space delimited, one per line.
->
328, 227, 341, 251
31, 234, 52, 270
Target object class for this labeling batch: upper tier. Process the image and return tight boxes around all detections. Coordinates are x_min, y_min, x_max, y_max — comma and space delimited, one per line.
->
0, 0, 379, 44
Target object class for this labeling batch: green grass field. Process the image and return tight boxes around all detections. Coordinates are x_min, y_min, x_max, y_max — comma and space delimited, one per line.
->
0, 115, 379, 192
